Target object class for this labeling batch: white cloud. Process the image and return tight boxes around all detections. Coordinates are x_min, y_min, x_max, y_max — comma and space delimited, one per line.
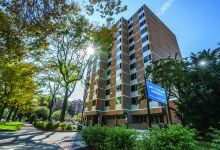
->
157, 0, 174, 16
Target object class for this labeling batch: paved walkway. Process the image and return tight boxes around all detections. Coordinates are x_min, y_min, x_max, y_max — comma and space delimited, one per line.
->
0, 123, 86, 150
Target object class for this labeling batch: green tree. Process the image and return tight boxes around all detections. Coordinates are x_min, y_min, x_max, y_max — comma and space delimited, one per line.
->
34, 106, 49, 121
178, 48, 220, 132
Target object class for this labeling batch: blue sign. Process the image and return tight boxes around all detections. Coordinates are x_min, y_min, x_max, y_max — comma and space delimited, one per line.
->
146, 81, 167, 104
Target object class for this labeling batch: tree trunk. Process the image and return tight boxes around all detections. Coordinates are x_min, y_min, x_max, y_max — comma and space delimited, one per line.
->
6, 107, 14, 121
0, 103, 7, 120
18, 114, 23, 121
12, 107, 19, 121
48, 98, 54, 122
60, 89, 69, 122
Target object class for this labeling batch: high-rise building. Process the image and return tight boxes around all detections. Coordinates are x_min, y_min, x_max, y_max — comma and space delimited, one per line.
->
83, 4, 181, 129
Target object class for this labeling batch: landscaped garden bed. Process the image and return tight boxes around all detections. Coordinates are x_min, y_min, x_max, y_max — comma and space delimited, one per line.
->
33, 121, 82, 132
0, 122, 24, 131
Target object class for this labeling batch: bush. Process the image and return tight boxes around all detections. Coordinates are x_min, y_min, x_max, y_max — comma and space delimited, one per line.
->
106, 126, 138, 150
65, 124, 73, 131
33, 121, 59, 130
59, 122, 67, 130
52, 110, 61, 121
33, 106, 49, 121
77, 124, 83, 130
81, 125, 108, 149
209, 127, 220, 150
81, 125, 138, 150
137, 124, 198, 150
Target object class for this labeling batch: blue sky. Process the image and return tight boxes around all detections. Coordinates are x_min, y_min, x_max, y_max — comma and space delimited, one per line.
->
71, 0, 220, 100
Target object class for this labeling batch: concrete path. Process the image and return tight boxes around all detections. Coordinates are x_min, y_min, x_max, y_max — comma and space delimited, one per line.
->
0, 123, 86, 150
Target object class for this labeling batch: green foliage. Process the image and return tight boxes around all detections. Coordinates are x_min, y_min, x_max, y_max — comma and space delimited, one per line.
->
209, 127, 220, 150
137, 124, 197, 150
0, 122, 24, 131
59, 122, 67, 130
33, 106, 49, 121
52, 110, 61, 121
81, 125, 138, 150
65, 124, 73, 131
33, 121, 59, 130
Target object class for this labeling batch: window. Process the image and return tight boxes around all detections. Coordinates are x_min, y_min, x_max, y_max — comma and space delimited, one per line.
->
92, 100, 96, 106
106, 89, 110, 95
116, 73, 122, 80
116, 97, 122, 104
128, 24, 132, 29
130, 73, 137, 80
129, 45, 135, 51
107, 70, 111, 76
129, 37, 134, 44
116, 46, 121, 52
128, 30, 133, 36
139, 13, 144, 20
117, 38, 121, 44
116, 63, 121, 70
130, 63, 136, 70
128, 17, 132, 24
108, 54, 112, 59
117, 31, 121, 37
131, 84, 137, 92
138, 6, 143, 13
141, 27, 147, 34
144, 54, 151, 63
107, 62, 111, 67
130, 53, 135, 60
131, 97, 138, 105
116, 85, 121, 92
139, 20, 145, 27
143, 44, 150, 52
141, 35, 148, 43
106, 79, 110, 85
116, 54, 121, 61
105, 100, 109, 107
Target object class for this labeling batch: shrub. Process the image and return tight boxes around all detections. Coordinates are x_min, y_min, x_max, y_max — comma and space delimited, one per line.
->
137, 124, 198, 150
52, 110, 61, 121
59, 122, 67, 130
33, 121, 59, 130
81, 125, 138, 150
65, 124, 73, 131
33, 106, 49, 121
106, 127, 138, 150
34, 121, 46, 129
209, 127, 220, 150
81, 125, 108, 149
77, 124, 83, 130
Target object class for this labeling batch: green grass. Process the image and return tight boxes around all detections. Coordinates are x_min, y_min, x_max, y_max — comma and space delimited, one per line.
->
0, 122, 24, 131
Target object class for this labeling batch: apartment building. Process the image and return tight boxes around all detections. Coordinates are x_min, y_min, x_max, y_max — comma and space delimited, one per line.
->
83, 4, 181, 129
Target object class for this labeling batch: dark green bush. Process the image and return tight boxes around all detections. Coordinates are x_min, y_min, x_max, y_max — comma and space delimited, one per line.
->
33, 121, 59, 130
77, 124, 83, 130
209, 127, 220, 150
81, 125, 138, 150
59, 122, 67, 130
65, 124, 73, 131
81, 125, 108, 149
137, 124, 198, 150
106, 127, 138, 150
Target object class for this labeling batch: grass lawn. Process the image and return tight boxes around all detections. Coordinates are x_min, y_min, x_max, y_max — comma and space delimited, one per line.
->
0, 122, 24, 131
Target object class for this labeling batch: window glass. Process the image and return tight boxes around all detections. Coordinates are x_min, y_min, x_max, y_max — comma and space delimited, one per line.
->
116, 85, 121, 92
116, 46, 121, 52
128, 24, 132, 29
117, 38, 121, 44
116, 97, 122, 104
128, 30, 133, 36
144, 54, 151, 63
139, 13, 145, 20
106, 89, 110, 95
130, 53, 135, 60
138, 6, 143, 13
129, 37, 134, 44
116, 63, 121, 70
107, 70, 111, 76
141, 27, 147, 34
129, 45, 135, 51
106, 79, 110, 85
131, 97, 138, 105
130, 63, 136, 70
105, 100, 109, 106
108, 54, 112, 59
139, 20, 145, 27
116, 54, 121, 61
107, 62, 111, 67
130, 73, 137, 80
128, 17, 132, 23
143, 44, 150, 52
92, 100, 96, 106
131, 84, 137, 92
141, 35, 148, 43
